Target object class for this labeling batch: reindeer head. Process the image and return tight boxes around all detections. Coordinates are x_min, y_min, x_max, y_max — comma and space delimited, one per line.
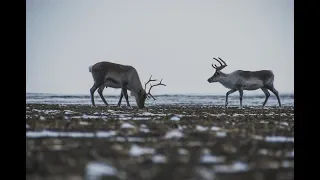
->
207, 57, 228, 83
136, 75, 166, 109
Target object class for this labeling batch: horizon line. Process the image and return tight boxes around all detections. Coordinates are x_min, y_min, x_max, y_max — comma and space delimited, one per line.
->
26, 91, 294, 96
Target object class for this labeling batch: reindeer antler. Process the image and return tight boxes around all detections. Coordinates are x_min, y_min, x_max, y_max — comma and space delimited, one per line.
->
144, 75, 157, 91
147, 78, 166, 100
212, 57, 227, 71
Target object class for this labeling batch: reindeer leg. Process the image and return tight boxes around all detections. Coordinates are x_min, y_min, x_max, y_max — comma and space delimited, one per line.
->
121, 88, 131, 107
261, 88, 270, 107
238, 88, 243, 108
90, 84, 99, 107
117, 91, 124, 107
267, 85, 281, 107
97, 85, 109, 107
225, 89, 237, 107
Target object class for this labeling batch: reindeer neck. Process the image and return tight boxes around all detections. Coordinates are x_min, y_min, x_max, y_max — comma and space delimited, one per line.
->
128, 69, 144, 94
217, 71, 235, 89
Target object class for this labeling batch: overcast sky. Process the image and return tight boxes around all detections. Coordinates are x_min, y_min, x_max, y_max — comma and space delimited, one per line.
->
26, 0, 294, 95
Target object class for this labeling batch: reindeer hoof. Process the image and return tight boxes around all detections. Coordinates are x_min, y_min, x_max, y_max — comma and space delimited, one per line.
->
125, 106, 133, 109
237, 105, 243, 109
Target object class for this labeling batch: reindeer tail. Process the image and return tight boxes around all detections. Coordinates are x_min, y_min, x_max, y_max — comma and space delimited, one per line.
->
89, 65, 93, 72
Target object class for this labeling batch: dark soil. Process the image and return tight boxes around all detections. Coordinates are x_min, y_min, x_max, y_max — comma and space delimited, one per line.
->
26, 104, 294, 180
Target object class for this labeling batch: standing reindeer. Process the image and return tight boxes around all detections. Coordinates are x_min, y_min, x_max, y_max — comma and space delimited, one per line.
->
207, 57, 281, 107
89, 61, 166, 109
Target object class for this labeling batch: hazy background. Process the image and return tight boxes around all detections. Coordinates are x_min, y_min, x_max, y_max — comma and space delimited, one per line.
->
26, 0, 294, 95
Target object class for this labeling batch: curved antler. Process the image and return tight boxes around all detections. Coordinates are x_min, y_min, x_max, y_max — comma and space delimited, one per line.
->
212, 57, 227, 71
147, 78, 166, 100
144, 75, 157, 91
218, 57, 227, 66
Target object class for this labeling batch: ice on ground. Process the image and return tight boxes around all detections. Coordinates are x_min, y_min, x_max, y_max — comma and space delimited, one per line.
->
107, 109, 116, 113
202, 148, 211, 154
279, 122, 289, 126
211, 126, 221, 131
71, 114, 108, 119
214, 161, 249, 173
196, 125, 208, 131
170, 116, 181, 121
39, 116, 46, 120
233, 114, 244, 117
27, 131, 94, 138
26, 124, 30, 128
79, 121, 89, 125
251, 134, 264, 140
32, 109, 60, 115
164, 130, 184, 139
132, 117, 151, 120
140, 128, 150, 133
280, 113, 292, 116
119, 117, 151, 120
216, 131, 227, 137
95, 131, 117, 137
129, 144, 155, 156
175, 114, 185, 118
85, 161, 117, 180
265, 136, 294, 143
185, 114, 197, 117
64, 110, 75, 115
140, 112, 166, 116
258, 149, 268, 155
207, 113, 227, 117
120, 122, 135, 129
118, 117, 131, 120
93, 112, 108, 116
114, 137, 149, 142
26, 130, 116, 138
44, 110, 60, 114
200, 155, 225, 163
152, 154, 167, 163
141, 112, 154, 116
139, 124, 150, 133
178, 148, 189, 155
281, 160, 294, 168
246, 114, 257, 116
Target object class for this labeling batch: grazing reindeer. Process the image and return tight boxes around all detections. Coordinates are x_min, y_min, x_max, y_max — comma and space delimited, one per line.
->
89, 61, 166, 109
207, 57, 281, 107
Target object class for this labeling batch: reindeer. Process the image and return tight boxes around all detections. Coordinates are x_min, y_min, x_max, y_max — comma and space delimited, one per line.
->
89, 61, 166, 109
207, 57, 281, 108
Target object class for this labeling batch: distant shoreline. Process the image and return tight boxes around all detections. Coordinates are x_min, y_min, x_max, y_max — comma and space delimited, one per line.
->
26, 92, 294, 97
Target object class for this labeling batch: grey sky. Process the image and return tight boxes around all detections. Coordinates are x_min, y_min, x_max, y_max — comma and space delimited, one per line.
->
26, 0, 294, 95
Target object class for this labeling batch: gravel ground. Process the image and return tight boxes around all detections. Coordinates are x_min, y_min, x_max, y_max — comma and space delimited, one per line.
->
26, 104, 294, 180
